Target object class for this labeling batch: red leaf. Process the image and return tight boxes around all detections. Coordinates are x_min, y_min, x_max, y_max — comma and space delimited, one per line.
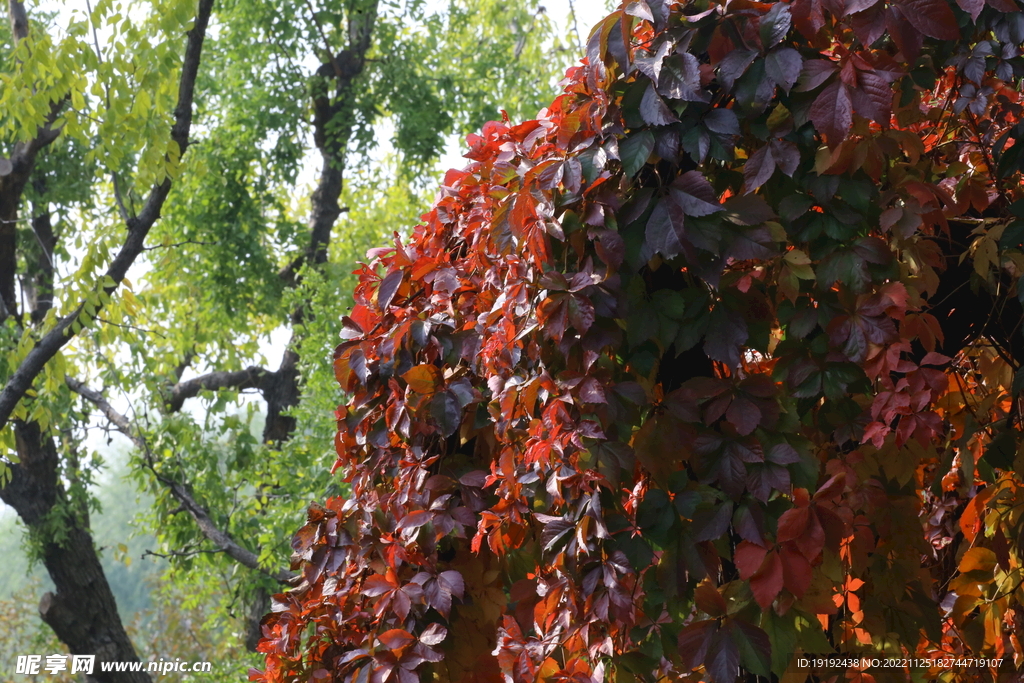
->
403, 364, 442, 395
378, 629, 416, 652
895, 0, 960, 39
791, 0, 826, 40
779, 543, 813, 596
812, 473, 845, 502
750, 550, 784, 609
362, 575, 397, 597
776, 506, 809, 543
957, 0, 984, 21
810, 81, 853, 146
815, 505, 848, 554
778, 504, 826, 560
734, 540, 769, 580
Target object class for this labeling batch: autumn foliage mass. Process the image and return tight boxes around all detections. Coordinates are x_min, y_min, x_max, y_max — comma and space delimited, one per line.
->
252, 0, 1024, 681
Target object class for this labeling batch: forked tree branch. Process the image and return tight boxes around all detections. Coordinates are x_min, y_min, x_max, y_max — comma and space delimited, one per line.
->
66, 376, 298, 584
0, 0, 215, 431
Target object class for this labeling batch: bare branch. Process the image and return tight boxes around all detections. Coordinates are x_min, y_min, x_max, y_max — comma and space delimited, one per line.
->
66, 376, 297, 584
165, 365, 270, 412
65, 377, 142, 449
0, 0, 215, 430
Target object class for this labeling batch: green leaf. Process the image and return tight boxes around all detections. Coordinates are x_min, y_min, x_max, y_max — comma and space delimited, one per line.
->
621, 130, 655, 178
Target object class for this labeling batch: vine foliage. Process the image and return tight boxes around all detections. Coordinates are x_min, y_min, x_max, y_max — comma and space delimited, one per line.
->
254, 0, 1024, 681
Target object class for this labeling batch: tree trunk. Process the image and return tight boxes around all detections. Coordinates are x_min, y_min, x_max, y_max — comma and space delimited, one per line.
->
0, 422, 151, 683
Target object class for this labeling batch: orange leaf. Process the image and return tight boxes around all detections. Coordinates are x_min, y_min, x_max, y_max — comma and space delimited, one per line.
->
958, 547, 997, 574
694, 579, 728, 617
402, 364, 442, 395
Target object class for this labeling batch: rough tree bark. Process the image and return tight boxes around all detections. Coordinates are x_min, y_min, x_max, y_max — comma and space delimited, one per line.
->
0, 0, 214, 679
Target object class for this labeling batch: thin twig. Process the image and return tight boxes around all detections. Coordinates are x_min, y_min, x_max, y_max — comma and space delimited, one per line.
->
142, 239, 218, 251
94, 317, 167, 338
303, 0, 343, 77
567, 0, 582, 53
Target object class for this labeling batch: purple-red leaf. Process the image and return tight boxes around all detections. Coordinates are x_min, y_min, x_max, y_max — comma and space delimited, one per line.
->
844, 0, 880, 13
678, 620, 716, 670
744, 145, 776, 193
765, 47, 803, 92
377, 270, 403, 310
641, 83, 679, 126
767, 443, 801, 464
419, 623, 448, 646
956, 0, 984, 20
726, 396, 762, 435
705, 627, 741, 683
895, 0, 960, 39
718, 49, 757, 91
646, 195, 688, 259
704, 306, 749, 368
671, 171, 722, 215
769, 139, 800, 176
810, 80, 853, 145
794, 59, 837, 92
850, 70, 893, 124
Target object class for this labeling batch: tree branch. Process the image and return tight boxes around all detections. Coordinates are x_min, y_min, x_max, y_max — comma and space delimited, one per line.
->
0, 0, 215, 431
165, 365, 271, 412
1, 0, 65, 324
7, 0, 28, 42
66, 376, 298, 584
